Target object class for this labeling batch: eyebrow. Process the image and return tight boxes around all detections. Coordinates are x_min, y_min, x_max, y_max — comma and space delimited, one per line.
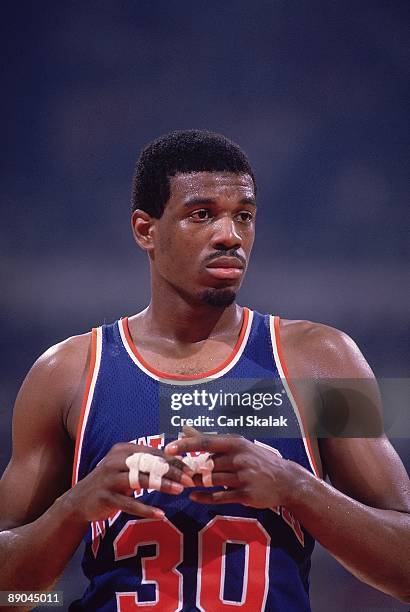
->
183, 196, 257, 208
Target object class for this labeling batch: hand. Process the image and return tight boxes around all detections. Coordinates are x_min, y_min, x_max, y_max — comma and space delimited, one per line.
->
67, 443, 194, 522
165, 428, 301, 508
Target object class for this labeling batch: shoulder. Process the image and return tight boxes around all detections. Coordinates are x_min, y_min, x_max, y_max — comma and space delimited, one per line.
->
278, 318, 374, 379
1, 332, 94, 526
277, 319, 386, 479
18, 331, 93, 421
30, 331, 92, 385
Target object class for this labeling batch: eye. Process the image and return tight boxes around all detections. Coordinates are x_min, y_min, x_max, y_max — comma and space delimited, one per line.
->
236, 211, 254, 223
190, 209, 211, 221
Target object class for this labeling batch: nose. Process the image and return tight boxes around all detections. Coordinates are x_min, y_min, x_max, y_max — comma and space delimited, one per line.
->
210, 215, 242, 251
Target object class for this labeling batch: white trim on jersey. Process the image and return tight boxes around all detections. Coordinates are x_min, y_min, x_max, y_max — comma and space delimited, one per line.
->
269, 316, 319, 477
72, 326, 103, 485
118, 309, 254, 386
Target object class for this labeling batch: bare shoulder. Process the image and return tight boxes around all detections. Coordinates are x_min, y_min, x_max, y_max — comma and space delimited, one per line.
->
277, 318, 409, 509
14, 331, 92, 438
279, 318, 374, 379
33, 331, 91, 383
0, 332, 93, 527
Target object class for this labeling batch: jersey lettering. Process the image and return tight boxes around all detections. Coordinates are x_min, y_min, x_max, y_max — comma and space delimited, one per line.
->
90, 519, 106, 558
281, 507, 304, 546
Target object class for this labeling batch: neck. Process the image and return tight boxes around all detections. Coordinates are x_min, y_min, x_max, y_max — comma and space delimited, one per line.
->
134, 283, 243, 344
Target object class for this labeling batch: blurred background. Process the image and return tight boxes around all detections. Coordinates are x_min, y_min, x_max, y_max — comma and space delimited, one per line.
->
1, 1, 409, 610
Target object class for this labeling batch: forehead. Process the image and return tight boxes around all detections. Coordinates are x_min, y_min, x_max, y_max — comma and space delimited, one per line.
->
169, 172, 255, 202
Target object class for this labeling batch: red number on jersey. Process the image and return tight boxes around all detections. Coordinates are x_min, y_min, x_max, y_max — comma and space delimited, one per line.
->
114, 516, 270, 611
197, 516, 270, 611
114, 518, 183, 611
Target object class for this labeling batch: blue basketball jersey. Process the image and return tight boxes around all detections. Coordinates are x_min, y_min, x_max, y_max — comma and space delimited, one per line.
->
70, 308, 318, 611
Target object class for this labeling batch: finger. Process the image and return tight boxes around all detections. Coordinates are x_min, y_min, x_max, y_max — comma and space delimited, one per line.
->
111, 492, 165, 518
136, 473, 184, 495
179, 472, 195, 487
161, 462, 195, 486
211, 453, 236, 472
126, 452, 170, 489
114, 443, 164, 459
165, 434, 242, 456
117, 452, 193, 480
115, 445, 184, 467
120, 458, 193, 492
192, 474, 203, 487
107, 449, 163, 473
208, 472, 241, 488
125, 452, 195, 489
182, 425, 202, 437
113, 471, 138, 493
189, 489, 246, 505
123, 465, 191, 492
115, 448, 194, 481
167, 458, 195, 483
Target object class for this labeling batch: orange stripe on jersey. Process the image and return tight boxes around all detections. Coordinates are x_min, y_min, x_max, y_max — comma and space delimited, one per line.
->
122, 307, 250, 381
71, 328, 98, 487
273, 317, 320, 478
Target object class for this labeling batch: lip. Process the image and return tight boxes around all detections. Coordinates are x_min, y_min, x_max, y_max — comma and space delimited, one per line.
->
205, 257, 244, 280
206, 257, 244, 269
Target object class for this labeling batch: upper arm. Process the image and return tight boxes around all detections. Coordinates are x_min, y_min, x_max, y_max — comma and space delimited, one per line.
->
310, 324, 410, 512
282, 319, 410, 512
0, 334, 90, 530
320, 436, 410, 512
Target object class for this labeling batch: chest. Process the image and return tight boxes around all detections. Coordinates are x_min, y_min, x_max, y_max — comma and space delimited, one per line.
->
136, 340, 236, 375
66, 339, 236, 441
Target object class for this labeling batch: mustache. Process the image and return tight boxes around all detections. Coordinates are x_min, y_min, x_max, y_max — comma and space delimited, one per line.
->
205, 250, 247, 266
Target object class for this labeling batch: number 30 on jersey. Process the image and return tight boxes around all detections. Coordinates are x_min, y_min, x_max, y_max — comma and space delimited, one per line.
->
114, 516, 270, 611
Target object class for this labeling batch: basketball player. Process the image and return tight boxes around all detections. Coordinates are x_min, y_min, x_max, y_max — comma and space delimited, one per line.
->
0, 130, 409, 611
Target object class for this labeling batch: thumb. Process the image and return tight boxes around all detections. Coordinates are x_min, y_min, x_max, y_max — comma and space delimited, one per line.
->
182, 425, 202, 438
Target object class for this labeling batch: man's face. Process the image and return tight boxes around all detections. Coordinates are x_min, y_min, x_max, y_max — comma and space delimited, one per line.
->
151, 171, 256, 306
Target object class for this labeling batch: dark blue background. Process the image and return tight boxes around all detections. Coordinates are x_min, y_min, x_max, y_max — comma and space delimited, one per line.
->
1, 1, 409, 610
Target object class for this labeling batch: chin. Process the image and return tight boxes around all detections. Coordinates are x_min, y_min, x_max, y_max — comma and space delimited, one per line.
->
200, 288, 237, 307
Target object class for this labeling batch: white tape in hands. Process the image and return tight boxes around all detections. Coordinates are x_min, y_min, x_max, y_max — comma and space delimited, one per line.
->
182, 453, 214, 487
126, 452, 170, 491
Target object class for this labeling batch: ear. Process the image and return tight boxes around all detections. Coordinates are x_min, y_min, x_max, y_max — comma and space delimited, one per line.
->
131, 209, 156, 251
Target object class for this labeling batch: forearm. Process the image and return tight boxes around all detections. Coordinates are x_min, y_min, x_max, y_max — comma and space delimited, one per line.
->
0, 492, 87, 594
287, 464, 410, 602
